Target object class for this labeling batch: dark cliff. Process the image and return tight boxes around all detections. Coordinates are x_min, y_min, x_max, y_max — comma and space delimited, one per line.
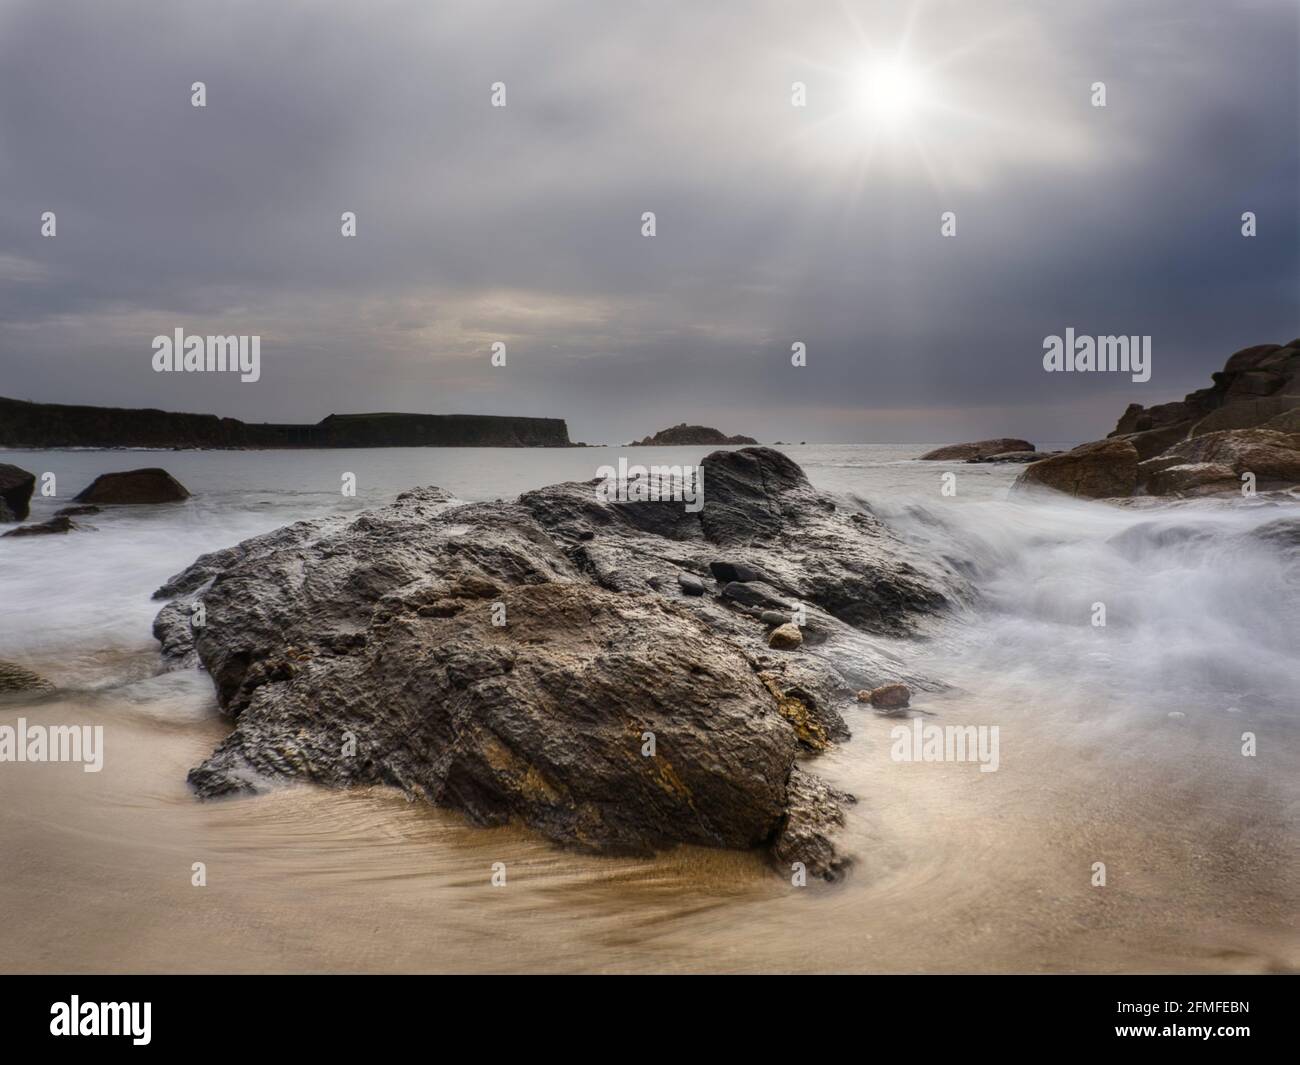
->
0, 397, 572, 449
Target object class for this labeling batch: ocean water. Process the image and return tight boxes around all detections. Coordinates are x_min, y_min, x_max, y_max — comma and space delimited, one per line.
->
1, 444, 1297, 973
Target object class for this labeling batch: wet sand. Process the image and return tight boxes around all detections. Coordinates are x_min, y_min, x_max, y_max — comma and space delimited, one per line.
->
2, 658, 1294, 974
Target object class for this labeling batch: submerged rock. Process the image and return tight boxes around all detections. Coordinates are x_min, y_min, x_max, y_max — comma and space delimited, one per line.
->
1248, 517, 1300, 555
74, 468, 190, 504
0, 660, 55, 693
2, 514, 79, 537
154, 448, 966, 878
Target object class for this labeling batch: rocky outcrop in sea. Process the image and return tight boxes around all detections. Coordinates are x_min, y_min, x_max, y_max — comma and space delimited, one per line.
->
1016, 338, 1300, 498
919, 438, 1036, 462
633, 424, 759, 446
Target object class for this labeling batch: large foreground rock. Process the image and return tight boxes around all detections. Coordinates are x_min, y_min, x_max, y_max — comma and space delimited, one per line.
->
919, 438, 1034, 462
0, 463, 35, 522
154, 447, 966, 878
74, 467, 190, 504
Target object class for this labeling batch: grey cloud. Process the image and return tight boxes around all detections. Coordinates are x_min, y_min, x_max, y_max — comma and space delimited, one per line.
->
0, 0, 1295, 443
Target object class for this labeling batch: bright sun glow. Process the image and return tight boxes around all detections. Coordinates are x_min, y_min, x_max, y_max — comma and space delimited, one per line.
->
858, 60, 927, 127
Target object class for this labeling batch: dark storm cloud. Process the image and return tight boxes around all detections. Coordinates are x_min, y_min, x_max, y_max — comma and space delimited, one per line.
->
0, 0, 1295, 442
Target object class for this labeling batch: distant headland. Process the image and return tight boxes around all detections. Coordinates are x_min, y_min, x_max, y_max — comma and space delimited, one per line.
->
0, 396, 573, 449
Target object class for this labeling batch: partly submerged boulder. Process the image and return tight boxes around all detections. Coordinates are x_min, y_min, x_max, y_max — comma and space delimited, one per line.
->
154, 448, 967, 879
74, 468, 190, 504
1, 514, 79, 537
919, 439, 1035, 462
0, 463, 35, 522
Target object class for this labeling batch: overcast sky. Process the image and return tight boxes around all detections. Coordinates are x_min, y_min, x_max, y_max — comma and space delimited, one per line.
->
1, 0, 1296, 444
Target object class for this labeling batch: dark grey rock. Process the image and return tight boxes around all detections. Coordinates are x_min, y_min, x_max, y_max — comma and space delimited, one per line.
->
2, 515, 78, 537
73, 467, 190, 504
722, 581, 791, 611
0, 463, 35, 522
676, 571, 707, 595
154, 449, 968, 878
709, 560, 769, 584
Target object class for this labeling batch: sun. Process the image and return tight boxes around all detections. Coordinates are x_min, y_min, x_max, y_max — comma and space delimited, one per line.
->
856, 59, 927, 127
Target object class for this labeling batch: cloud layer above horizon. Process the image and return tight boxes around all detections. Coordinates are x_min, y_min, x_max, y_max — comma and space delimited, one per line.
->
1, 0, 1296, 443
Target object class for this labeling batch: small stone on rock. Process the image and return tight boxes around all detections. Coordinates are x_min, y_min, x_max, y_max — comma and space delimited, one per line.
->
709, 560, 768, 584
767, 623, 803, 650
677, 572, 706, 596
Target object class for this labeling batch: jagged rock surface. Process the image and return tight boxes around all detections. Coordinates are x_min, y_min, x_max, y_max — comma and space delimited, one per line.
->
154, 448, 966, 878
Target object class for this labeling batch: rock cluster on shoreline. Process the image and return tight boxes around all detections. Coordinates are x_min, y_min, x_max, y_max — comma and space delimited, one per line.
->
1016, 338, 1300, 499
917, 339, 1300, 499
152, 446, 966, 879
1, 466, 190, 535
